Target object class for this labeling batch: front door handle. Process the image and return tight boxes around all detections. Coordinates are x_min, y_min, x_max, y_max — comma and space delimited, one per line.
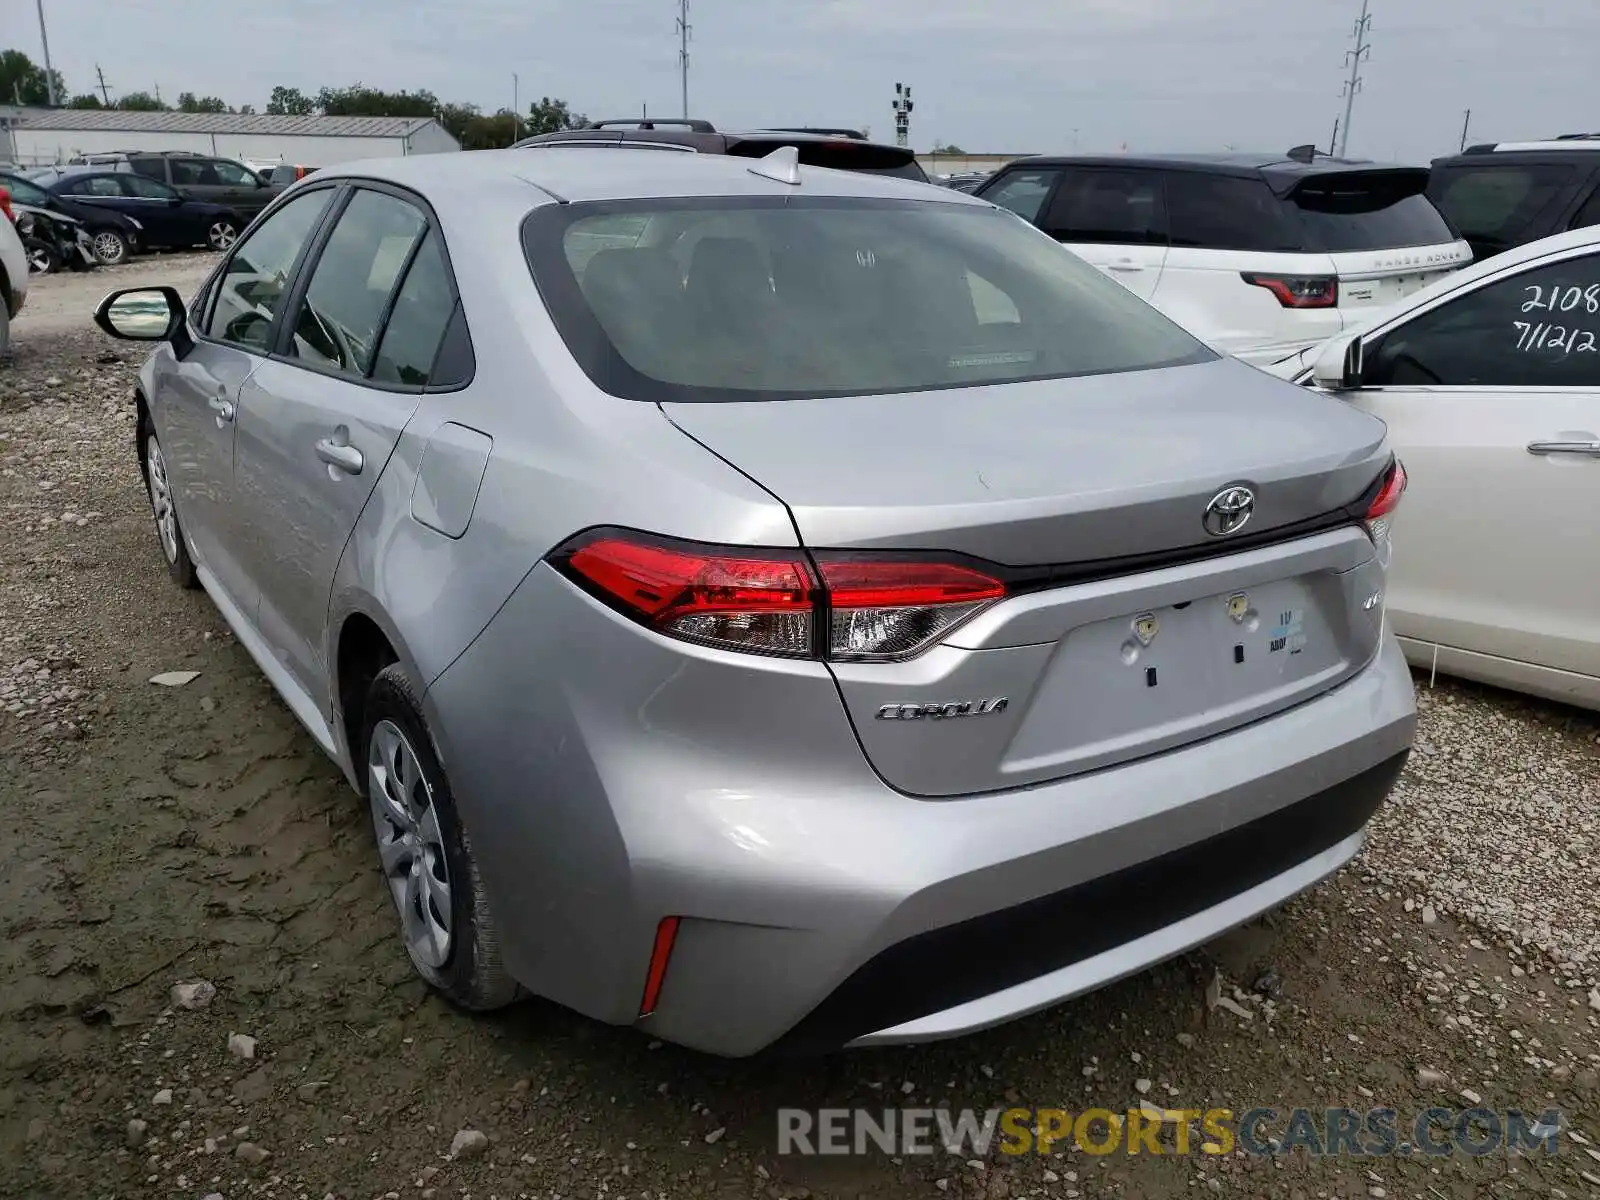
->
315, 437, 364, 475
208, 395, 235, 423
1527, 439, 1600, 457
1107, 261, 1143, 273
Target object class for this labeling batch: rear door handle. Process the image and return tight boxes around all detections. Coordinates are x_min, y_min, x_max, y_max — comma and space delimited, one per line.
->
1107, 261, 1143, 273
1526, 439, 1600, 457
315, 437, 364, 475
208, 395, 234, 423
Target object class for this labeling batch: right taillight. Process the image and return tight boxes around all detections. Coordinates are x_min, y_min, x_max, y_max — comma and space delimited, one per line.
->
555, 532, 1007, 662
1242, 272, 1338, 309
1364, 458, 1407, 541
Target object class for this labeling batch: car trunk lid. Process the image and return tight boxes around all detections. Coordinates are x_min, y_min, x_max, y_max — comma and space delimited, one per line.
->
664, 355, 1396, 795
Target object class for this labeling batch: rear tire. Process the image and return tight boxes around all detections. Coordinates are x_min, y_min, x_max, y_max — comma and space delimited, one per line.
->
140, 419, 198, 588
360, 665, 520, 1012
91, 229, 129, 266
206, 218, 240, 251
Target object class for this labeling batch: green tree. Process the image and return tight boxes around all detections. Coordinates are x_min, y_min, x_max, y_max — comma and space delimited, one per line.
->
177, 92, 228, 113
932, 142, 965, 155
317, 84, 439, 118
0, 48, 65, 105
116, 91, 168, 111
265, 85, 314, 116
526, 96, 583, 136
66, 93, 104, 109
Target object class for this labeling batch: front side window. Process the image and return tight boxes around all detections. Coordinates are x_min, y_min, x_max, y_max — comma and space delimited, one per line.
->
122, 175, 179, 200
524, 197, 1214, 404
1428, 164, 1575, 254
1363, 252, 1600, 388
211, 160, 257, 187
287, 189, 429, 378
0, 175, 51, 205
1040, 169, 1166, 245
1166, 172, 1303, 252
978, 168, 1060, 223
170, 159, 220, 187
206, 189, 335, 351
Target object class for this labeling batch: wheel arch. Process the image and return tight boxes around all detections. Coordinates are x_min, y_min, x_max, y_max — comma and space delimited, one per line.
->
331, 601, 437, 792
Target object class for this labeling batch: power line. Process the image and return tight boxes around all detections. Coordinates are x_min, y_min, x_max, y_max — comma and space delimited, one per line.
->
676, 0, 691, 119
1337, 0, 1372, 157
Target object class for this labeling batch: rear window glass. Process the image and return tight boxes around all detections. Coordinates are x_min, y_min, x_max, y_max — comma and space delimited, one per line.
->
1428, 164, 1576, 249
1291, 174, 1457, 251
1165, 173, 1304, 252
522, 197, 1214, 403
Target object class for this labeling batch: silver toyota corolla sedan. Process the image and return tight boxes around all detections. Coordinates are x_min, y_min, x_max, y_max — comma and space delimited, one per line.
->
93, 147, 1416, 1057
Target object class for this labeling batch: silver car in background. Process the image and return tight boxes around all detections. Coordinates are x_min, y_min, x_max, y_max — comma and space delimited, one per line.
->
94, 148, 1415, 1056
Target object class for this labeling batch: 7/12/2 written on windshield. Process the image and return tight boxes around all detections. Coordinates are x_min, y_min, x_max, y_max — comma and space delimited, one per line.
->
1515, 282, 1600, 354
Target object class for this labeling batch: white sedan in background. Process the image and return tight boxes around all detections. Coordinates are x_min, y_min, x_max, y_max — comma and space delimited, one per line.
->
1269, 224, 1600, 709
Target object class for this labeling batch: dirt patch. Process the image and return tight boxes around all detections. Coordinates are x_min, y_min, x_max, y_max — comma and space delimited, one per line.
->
1, 266, 1597, 1200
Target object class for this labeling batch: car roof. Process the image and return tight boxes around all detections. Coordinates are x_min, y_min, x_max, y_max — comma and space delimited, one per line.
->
996, 152, 1426, 194
311, 146, 979, 207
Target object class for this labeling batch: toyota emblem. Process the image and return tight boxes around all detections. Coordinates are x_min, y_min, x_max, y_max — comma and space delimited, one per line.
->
1203, 485, 1255, 537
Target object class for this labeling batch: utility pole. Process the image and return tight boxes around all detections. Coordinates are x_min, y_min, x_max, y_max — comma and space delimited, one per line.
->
95, 65, 112, 106
35, 0, 59, 105
513, 73, 520, 138
891, 83, 913, 149
676, 0, 691, 119
1330, 116, 1340, 156
154, 82, 163, 106
1337, 0, 1372, 157
1459, 108, 1472, 151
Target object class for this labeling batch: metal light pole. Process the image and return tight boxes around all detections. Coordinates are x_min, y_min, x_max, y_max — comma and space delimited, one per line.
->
1337, 0, 1372, 157
513, 73, 520, 138
891, 83, 913, 149
676, 0, 691, 119
35, 0, 60, 106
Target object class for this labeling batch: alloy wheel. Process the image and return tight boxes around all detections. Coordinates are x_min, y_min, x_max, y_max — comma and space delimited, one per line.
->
208, 221, 238, 250
367, 719, 454, 969
144, 435, 179, 564
92, 231, 127, 264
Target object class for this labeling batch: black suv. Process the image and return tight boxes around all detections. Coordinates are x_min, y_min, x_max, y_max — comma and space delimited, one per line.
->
1428, 136, 1600, 262
512, 119, 929, 181
66, 150, 283, 219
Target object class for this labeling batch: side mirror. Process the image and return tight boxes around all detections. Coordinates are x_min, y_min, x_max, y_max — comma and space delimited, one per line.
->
94, 286, 186, 341
1310, 331, 1364, 391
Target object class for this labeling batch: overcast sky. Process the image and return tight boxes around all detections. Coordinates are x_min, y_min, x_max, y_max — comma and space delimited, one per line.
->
9, 0, 1600, 162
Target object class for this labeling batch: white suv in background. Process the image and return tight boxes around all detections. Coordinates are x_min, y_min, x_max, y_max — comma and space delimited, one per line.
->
976, 150, 1473, 365
0, 188, 32, 358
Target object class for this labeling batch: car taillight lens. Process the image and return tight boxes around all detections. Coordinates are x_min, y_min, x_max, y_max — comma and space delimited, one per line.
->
1363, 458, 1407, 541
1242, 272, 1338, 309
818, 559, 1006, 661
0, 187, 12, 223
556, 533, 1008, 662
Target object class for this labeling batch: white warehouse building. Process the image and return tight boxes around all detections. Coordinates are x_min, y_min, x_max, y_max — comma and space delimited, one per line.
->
4, 109, 460, 168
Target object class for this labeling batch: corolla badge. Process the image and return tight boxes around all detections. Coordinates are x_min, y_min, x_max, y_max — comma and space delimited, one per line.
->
1203, 485, 1256, 537
876, 698, 1008, 721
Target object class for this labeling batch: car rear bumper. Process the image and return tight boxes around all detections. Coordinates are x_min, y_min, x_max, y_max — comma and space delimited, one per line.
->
425, 566, 1416, 1057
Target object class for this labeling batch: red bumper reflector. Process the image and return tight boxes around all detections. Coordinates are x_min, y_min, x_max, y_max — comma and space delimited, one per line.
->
639, 916, 680, 1017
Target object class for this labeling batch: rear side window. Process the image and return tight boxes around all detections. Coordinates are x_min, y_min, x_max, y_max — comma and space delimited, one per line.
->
370, 230, 457, 387
1165, 173, 1304, 252
1429, 164, 1575, 251
287, 189, 429, 378
1290, 173, 1456, 251
523, 197, 1213, 404
978, 169, 1060, 223
1568, 186, 1600, 231
129, 159, 166, 181
1040, 169, 1165, 245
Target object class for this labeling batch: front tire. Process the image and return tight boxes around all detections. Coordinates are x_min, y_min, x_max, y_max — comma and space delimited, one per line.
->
25, 240, 59, 275
361, 665, 519, 1011
92, 229, 130, 265
140, 421, 198, 588
206, 219, 240, 251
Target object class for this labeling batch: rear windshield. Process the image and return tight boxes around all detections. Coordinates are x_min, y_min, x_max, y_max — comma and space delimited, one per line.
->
726, 140, 928, 181
1289, 172, 1457, 251
522, 197, 1214, 403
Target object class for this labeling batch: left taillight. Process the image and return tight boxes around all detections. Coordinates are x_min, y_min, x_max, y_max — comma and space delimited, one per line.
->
1363, 458, 1407, 541
554, 532, 1008, 662
1242, 272, 1338, 309
0, 187, 12, 224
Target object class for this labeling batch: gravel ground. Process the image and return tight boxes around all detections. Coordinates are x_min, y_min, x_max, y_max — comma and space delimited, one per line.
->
2, 260, 1598, 1200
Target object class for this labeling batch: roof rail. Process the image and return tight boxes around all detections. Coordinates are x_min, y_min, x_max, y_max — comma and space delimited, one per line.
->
584, 118, 716, 133
765, 126, 867, 139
